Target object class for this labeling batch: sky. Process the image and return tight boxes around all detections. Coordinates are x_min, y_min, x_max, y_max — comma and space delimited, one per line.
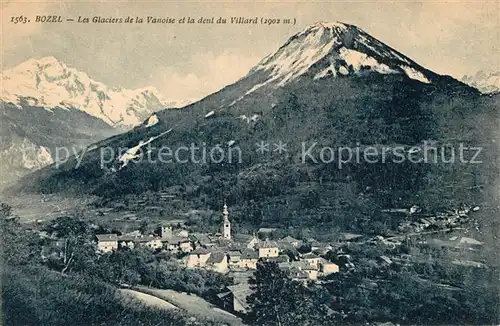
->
2, 0, 499, 102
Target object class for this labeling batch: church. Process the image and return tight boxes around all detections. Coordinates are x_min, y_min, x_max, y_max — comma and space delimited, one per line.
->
222, 202, 231, 240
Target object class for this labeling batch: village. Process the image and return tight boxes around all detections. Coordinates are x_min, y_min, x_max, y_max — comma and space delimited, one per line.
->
92, 201, 486, 315
96, 203, 340, 281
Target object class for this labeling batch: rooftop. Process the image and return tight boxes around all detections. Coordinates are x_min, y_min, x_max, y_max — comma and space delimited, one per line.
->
206, 252, 227, 264
225, 284, 253, 310
302, 253, 320, 259
191, 247, 211, 255
258, 239, 279, 249
232, 234, 258, 244
227, 250, 242, 256
279, 235, 300, 243
290, 269, 309, 280
339, 233, 363, 240
319, 258, 337, 265
96, 234, 118, 241
163, 236, 189, 243
257, 228, 277, 233
240, 250, 259, 259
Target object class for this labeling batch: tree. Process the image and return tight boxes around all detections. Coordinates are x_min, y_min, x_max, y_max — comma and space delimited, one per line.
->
93, 248, 147, 285
139, 220, 149, 234
1, 202, 12, 217
43, 216, 96, 274
247, 261, 330, 326
0, 202, 41, 266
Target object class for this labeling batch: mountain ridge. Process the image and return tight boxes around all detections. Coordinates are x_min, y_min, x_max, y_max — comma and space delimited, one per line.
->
175, 21, 475, 119
11, 22, 497, 236
1, 56, 188, 128
462, 70, 500, 94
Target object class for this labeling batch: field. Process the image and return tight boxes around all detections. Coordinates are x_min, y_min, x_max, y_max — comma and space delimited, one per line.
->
134, 286, 245, 326
120, 289, 178, 310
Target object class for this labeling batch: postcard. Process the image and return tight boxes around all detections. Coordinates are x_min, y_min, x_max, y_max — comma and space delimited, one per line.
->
1, 1, 499, 325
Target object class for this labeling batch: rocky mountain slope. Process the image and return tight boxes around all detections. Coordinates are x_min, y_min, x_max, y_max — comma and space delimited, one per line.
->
462, 70, 500, 94
0, 102, 117, 187
14, 22, 498, 234
0, 57, 188, 187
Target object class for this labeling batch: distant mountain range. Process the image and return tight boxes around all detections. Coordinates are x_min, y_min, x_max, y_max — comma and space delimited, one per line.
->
462, 71, 500, 94
1, 56, 189, 128
0, 57, 191, 187
15, 21, 498, 235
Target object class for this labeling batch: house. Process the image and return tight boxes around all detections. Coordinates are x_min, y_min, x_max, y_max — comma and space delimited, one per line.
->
276, 262, 290, 276
302, 253, 321, 267
239, 250, 259, 269
207, 252, 229, 274
302, 264, 319, 280
191, 233, 215, 248
278, 236, 301, 248
96, 234, 118, 253
133, 235, 163, 250
117, 235, 136, 249
163, 236, 188, 251
319, 258, 339, 275
312, 247, 332, 256
218, 283, 253, 314
257, 240, 279, 258
227, 250, 242, 267
187, 247, 211, 268
229, 270, 254, 285
275, 254, 290, 263
158, 224, 173, 238
261, 254, 289, 264
147, 237, 164, 250
310, 241, 329, 251
176, 229, 189, 238
290, 269, 310, 283
232, 234, 259, 250
286, 260, 325, 280
179, 238, 193, 252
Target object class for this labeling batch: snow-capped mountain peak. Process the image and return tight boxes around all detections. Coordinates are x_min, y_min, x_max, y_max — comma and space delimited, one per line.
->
249, 21, 434, 89
1, 56, 184, 128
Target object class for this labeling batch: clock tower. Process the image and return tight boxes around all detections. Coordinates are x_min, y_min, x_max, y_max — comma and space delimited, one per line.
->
222, 202, 231, 240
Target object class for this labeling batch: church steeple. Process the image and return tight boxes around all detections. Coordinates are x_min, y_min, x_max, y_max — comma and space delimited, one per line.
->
222, 201, 231, 240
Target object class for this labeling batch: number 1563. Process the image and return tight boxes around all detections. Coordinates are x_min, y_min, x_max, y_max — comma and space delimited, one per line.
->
11, 16, 28, 24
